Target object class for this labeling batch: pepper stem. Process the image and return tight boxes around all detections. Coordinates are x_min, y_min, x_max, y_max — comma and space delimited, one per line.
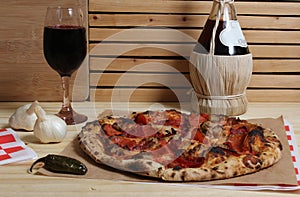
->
28, 156, 46, 173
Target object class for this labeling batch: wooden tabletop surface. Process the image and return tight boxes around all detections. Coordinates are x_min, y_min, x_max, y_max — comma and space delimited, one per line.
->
0, 101, 300, 196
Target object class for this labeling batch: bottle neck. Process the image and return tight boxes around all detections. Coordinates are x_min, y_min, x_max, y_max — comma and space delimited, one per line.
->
209, 0, 237, 21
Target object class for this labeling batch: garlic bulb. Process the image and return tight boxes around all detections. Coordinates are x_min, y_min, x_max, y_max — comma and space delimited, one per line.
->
33, 105, 67, 143
9, 101, 39, 131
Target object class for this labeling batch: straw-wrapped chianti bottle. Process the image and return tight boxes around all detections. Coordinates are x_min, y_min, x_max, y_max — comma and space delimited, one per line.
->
189, 0, 253, 116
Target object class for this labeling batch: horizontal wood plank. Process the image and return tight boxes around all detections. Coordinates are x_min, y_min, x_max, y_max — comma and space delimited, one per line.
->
89, 14, 300, 29
90, 73, 300, 89
90, 88, 189, 102
250, 45, 300, 58
252, 60, 300, 73
90, 88, 300, 102
90, 73, 191, 87
89, 0, 300, 16
246, 89, 300, 102
89, 43, 300, 58
90, 57, 189, 72
89, 28, 198, 43
89, 43, 193, 56
249, 75, 300, 88
90, 28, 300, 44
90, 57, 300, 73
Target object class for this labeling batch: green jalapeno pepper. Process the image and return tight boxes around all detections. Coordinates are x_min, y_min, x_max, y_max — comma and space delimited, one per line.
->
29, 154, 88, 175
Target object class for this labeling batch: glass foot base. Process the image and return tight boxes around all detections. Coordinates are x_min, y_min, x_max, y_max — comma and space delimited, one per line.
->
56, 106, 87, 125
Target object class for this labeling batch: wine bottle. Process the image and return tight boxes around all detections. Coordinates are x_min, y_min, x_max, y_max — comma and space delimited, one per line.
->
194, 0, 249, 55
189, 0, 253, 116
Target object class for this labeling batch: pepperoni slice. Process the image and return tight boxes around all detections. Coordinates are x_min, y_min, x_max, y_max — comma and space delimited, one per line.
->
230, 125, 247, 135
109, 136, 139, 150
188, 113, 210, 128
134, 110, 183, 127
164, 109, 182, 127
101, 124, 123, 136
123, 124, 157, 138
192, 128, 206, 143
225, 132, 248, 154
135, 113, 149, 125
167, 155, 205, 169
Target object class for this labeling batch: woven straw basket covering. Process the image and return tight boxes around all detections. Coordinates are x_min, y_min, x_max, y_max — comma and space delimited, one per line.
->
189, 52, 253, 116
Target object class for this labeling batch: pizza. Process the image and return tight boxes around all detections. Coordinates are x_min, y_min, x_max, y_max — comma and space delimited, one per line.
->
78, 109, 283, 181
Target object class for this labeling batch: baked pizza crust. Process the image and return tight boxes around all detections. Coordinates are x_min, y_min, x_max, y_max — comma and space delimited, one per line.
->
78, 110, 282, 182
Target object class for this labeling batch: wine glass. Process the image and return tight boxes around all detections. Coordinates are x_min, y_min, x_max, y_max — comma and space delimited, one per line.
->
43, 6, 87, 125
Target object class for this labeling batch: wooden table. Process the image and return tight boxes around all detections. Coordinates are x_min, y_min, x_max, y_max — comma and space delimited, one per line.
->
1, 101, 300, 196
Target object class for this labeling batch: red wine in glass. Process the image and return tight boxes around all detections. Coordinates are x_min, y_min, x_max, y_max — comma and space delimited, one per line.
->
43, 7, 87, 125
44, 25, 87, 77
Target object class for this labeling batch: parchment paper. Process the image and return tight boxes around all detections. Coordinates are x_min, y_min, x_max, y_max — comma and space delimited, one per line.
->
38, 116, 298, 186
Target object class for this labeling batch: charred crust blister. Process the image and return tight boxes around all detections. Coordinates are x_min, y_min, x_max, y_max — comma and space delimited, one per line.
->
180, 171, 186, 181
211, 173, 217, 179
233, 171, 238, 177
265, 143, 271, 147
279, 143, 283, 151
248, 129, 265, 142
171, 172, 176, 178
173, 166, 182, 171
112, 123, 122, 131
255, 165, 261, 170
171, 128, 177, 134
212, 166, 219, 171
209, 147, 226, 156
127, 161, 149, 172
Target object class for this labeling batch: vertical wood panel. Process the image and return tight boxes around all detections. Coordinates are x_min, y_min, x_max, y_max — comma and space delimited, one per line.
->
0, 0, 89, 101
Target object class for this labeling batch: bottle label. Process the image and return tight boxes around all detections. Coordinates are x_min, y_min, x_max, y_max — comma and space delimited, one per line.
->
219, 20, 247, 48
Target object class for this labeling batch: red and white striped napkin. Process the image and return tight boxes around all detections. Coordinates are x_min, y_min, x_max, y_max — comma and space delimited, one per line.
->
0, 128, 37, 165
285, 119, 300, 187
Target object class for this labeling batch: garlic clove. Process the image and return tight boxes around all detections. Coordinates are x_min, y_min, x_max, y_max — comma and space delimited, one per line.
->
9, 101, 39, 131
33, 105, 67, 144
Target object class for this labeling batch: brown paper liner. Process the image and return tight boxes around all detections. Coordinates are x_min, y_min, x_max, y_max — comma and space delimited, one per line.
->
189, 52, 253, 116
37, 116, 298, 187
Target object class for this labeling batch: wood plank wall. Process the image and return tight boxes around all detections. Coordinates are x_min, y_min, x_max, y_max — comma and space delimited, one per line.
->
0, 0, 88, 101
88, 0, 300, 102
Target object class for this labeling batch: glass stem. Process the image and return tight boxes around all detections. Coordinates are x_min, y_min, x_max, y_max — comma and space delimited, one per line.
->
61, 76, 71, 109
